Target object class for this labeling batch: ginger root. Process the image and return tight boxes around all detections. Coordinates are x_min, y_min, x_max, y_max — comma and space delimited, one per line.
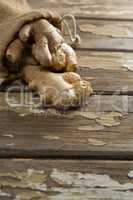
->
5, 17, 93, 109
22, 65, 93, 109
6, 19, 78, 73
6, 39, 25, 64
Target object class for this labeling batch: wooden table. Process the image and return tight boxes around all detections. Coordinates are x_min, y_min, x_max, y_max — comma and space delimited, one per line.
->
0, 0, 133, 199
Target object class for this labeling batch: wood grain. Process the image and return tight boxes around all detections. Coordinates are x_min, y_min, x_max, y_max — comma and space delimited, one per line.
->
0, 91, 132, 159
0, 92, 132, 112
0, 159, 133, 199
29, 1, 133, 51
78, 51, 133, 94
29, 0, 133, 20
77, 19, 133, 51
0, 1, 133, 200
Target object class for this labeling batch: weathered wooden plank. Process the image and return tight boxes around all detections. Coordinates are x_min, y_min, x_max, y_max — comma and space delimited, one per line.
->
77, 51, 133, 94
0, 92, 132, 159
49, 18, 133, 51
0, 159, 133, 199
79, 67, 133, 94
29, 0, 133, 20
77, 51, 133, 71
77, 19, 133, 51
30, 1, 133, 51
0, 92, 132, 113
78, 20, 133, 39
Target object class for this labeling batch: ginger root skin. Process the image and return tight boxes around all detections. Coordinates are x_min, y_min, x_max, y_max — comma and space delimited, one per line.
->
6, 39, 25, 64
22, 64, 93, 109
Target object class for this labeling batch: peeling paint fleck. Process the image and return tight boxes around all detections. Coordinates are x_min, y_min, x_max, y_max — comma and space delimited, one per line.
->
122, 60, 133, 71
49, 169, 133, 200
42, 136, 60, 140
51, 168, 133, 189
76, 111, 98, 119
78, 125, 104, 131
0, 190, 11, 197
0, 169, 47, 191
15, 191, 48, 200
79, 23, 133, 38
128, 170, 133, 178
77, 112, 123, 128
2, 134, 14, 138
6, 143, 14, 146
96, 112, 122, 127
88, 138, 106, 146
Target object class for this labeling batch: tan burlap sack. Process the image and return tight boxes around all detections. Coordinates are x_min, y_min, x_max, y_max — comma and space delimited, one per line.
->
0, 0, 61, 83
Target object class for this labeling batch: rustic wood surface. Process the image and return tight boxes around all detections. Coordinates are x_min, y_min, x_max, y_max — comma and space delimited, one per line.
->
0, 159, 133, 199
78, 52, 133, 94
1, 0, 133, 199
77, 19, 133, 51
0, 93, 132, 159
29, 0, 133, 20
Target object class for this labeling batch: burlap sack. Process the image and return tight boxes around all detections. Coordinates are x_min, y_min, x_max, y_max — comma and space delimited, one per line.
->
0, 0, 61, 83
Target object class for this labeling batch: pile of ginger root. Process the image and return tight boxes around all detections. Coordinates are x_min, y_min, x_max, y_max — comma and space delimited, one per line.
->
5, 17, 93, 109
